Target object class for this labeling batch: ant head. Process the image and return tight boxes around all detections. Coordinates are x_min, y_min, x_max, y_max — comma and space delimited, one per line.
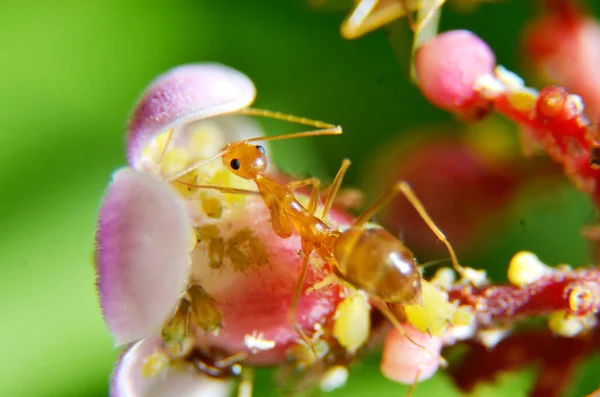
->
222, 141, 267, 180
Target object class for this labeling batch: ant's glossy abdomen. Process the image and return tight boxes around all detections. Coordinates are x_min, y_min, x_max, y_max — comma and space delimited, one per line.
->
333, 227, 422, 304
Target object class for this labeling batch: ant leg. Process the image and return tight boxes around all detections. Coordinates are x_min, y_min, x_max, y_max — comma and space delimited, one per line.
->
288, 177, 321, 211
288, 252, 317, 354
405, 368, 422, 397
321, 159, 351, 219
341, 0, 394, 40
173, 181, 262, 196
395, 181, 467, 279
215, 351, 248, 369
307, 179, 321, 215
411, 0, 446, 34
353, 181, 468, 279
237, 367, 254, 397
341, 0, 438, 39
373, 300, 447, 368
156, 128, 175, 177
286, 177, 321, 192
244, 126, 343, 144
286, 177, 323, 214
408, 0, 443, 82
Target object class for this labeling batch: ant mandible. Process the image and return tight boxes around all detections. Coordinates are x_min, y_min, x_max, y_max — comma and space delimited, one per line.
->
164, 109, 470, 358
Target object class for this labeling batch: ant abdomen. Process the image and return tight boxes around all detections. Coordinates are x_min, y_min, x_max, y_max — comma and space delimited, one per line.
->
333, 227, 422, 304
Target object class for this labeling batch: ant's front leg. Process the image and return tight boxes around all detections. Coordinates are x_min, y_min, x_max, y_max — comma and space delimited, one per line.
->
286, 177, 322, 214
288, 251, 318, 355
286, 177, 321, 192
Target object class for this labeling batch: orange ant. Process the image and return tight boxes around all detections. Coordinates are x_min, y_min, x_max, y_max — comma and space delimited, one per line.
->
164, 110, 469, 361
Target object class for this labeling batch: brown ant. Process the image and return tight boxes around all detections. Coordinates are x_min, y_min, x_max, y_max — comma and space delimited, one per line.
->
164, 110, 469, 361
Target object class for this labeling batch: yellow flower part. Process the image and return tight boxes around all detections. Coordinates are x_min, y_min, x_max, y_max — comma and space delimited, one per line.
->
141, 352, 169, 378
548, 310, 597, 337
507, 251, 550, 287
333, 290, 371, 354
404, 280, 471, 335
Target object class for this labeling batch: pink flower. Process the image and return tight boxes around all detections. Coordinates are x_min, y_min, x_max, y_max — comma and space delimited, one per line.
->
95, 64, 386, 396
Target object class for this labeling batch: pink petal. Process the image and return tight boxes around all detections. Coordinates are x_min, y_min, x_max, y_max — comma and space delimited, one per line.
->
96, 168, 192, 345
127, 63, 256, 167
191, 198, 352, 364
112, 336, 233, 397
380, 325, 442, 384
415, 30, 495, 116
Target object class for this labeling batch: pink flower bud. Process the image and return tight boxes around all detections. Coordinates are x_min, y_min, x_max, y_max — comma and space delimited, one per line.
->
381, 325, 442, 384
415, 30, 496, 119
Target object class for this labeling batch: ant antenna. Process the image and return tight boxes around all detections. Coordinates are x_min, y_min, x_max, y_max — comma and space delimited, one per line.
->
165, 148, 228, 181
162, 108, 341, 180
245, 126, 342, 144
238, 108, 338, 129
420, 258, 451, 271
405, 368, 422, 397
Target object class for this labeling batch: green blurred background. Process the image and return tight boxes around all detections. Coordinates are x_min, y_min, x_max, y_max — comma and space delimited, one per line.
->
1, 0, 599, 396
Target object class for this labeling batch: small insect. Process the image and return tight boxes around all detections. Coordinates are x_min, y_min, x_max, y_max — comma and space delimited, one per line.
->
164, 111, 471, 362
340, 0, 447, 40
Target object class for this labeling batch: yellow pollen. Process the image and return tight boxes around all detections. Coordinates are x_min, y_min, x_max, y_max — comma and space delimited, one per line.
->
507, 251, 550, 287
141, 352, 169, 378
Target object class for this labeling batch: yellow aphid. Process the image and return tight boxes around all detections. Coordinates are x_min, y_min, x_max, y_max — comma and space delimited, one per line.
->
404, 280, 456, 335
548, 310, 597, 337
188, 285, 222, 334
507, 251, 551, 287
333, 291, 371, 354
141, 352, 169, 378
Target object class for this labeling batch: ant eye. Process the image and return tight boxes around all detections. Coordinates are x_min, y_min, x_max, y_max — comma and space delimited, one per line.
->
230, 159, 241, 170
256, 145, 265, 154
